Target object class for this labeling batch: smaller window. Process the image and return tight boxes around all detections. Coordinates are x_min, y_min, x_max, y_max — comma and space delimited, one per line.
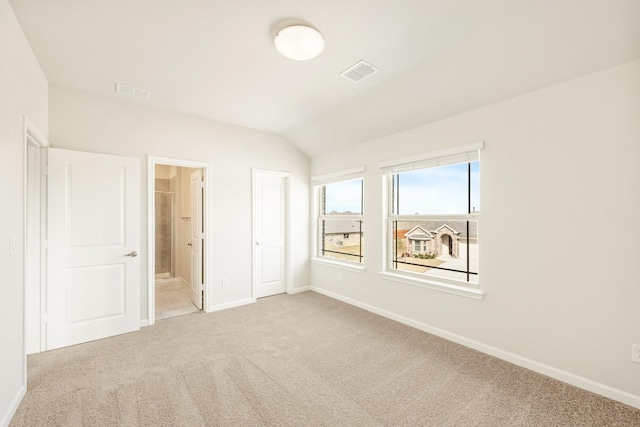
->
313, 168, 365, 265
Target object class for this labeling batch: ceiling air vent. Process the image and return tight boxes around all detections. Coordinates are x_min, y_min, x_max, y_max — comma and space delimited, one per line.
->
115, 83, 151, 100
340, 60, 378, 82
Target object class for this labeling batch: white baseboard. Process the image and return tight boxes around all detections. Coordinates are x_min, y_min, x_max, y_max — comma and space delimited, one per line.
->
288, 286, 311, 295
140, 319, 149, 328
210, 297, 256, 312
1, 384, 25, 427
178, 277, 190, 290
309, 286, 640, 410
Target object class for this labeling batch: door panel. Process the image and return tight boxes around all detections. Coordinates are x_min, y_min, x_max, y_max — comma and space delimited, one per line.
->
254, 171, 288, 298
47, 148, 140, 351
189, 169, 203, 309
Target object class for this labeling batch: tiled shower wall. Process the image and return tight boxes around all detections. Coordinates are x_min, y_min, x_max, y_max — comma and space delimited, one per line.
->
155, 177, 175, 276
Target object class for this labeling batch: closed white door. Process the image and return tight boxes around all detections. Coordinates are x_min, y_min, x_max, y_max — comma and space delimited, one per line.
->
189, 169, 203, 309
46, 148, 140, 351
253, 171, 288, 298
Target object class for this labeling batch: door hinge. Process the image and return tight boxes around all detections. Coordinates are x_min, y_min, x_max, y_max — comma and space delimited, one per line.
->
199, 283, 204, 292
42, 314, 48, 323
199, 182, 205, 189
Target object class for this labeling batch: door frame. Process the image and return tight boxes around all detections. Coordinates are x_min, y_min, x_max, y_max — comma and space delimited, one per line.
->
147, 156, 212, 325
22, 117, 48, 355
251, 169, 292, 299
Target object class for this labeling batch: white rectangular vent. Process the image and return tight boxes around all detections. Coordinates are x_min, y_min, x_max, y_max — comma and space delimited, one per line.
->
115, 83, 150, 100
340, 60, 378, 82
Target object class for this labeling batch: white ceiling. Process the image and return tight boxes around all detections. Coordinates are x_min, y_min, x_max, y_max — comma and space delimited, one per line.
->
9, 0, 640, 157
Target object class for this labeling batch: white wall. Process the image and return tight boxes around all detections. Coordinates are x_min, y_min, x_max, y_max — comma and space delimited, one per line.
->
0, 1, 48, 425
310, 60, 640, 406
48, 85, 310, 320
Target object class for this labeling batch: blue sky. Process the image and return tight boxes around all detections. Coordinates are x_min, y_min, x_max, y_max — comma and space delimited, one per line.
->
397, 162, 479, 215
324, 179, 362, 214
323, 162, 479, 215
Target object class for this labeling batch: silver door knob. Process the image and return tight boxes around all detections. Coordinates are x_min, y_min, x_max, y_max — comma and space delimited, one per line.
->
125, 251, 138, 257
256, 241, 261, 245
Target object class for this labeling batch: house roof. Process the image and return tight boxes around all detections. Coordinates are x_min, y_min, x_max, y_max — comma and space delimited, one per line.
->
401, 221, 477, 239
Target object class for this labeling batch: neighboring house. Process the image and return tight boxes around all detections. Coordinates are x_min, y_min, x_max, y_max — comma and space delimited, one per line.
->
322, 219, 362, 247
404, 221, 477, 258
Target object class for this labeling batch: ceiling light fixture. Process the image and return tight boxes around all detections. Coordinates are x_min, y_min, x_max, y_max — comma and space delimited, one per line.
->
274, 25, 325, 61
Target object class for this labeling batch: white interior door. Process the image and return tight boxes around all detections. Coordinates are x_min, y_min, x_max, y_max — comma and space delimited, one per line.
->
253, 171, 288, 298
46, 148, 140, 351
189, 169, 203, 309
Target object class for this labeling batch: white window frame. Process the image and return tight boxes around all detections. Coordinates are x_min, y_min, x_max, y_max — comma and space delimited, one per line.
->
311, 167, 365, 272
379, 142, 484, 300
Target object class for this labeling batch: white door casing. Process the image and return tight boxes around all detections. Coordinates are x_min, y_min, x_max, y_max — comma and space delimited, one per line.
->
189, 169, 203, 310
46, 148, 140, 351
253, 170, 290, 298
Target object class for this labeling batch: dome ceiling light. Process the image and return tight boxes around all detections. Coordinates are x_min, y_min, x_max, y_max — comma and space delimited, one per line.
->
274, 25, 325, 61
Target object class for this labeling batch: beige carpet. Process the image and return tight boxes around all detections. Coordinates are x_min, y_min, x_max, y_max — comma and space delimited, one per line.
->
11, 291, 640, 426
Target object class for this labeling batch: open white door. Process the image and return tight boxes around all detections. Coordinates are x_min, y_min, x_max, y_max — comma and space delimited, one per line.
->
253, 170, 289, 298
189, 169, 203, 309
46, 148, 140, 351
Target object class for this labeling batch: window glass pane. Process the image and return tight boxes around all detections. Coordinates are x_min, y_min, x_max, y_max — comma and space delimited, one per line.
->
391, 220, 477, 283
324, 179, 362, 215
394, 162, 478, 215
321, 219, 364, 263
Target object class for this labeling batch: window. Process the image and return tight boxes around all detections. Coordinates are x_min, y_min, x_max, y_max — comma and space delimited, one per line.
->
382, 142, 482, 288
313, 168, 364, 264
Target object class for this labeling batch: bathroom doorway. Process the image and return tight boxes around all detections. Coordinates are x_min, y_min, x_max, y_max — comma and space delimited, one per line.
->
153, 163, 203, 320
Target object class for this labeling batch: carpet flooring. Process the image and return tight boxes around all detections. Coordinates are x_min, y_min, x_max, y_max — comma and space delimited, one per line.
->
10, 291, 640, 426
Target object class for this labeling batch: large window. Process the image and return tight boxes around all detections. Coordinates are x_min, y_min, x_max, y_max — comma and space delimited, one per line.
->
313, 168, 364, 264
383, 142, 482, 286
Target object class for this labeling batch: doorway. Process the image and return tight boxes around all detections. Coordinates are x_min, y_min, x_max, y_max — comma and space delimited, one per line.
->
153, 164, 202, 320
148, 157, 212, 325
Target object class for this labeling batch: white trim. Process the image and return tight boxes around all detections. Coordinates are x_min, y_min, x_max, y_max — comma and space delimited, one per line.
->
379, 271, 483, 300
287, 286, 312, 295
210, 297, 256, 312
0, 385, 25, 427
307, 287, 640, 410
179, 276, 190, 290
147, 156, 213, 326
379, 140, 483, 170
13, 117, 47, 426
311, 258, 366, 273
22, 118, 49, 357
311, 166, 365, 186
140, 319, 149, 328
252, 169, 292, 298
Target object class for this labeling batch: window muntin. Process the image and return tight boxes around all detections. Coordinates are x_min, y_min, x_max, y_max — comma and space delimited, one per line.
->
317, 177, 364, 264
387, 158, 479, 285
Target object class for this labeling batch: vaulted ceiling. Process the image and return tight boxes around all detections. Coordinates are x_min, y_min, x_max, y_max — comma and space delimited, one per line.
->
9, 0, 640, 157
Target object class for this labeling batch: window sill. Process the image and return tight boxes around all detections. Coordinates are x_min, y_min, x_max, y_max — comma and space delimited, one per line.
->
311, 258, 365, 273
379, 271, 484, 300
